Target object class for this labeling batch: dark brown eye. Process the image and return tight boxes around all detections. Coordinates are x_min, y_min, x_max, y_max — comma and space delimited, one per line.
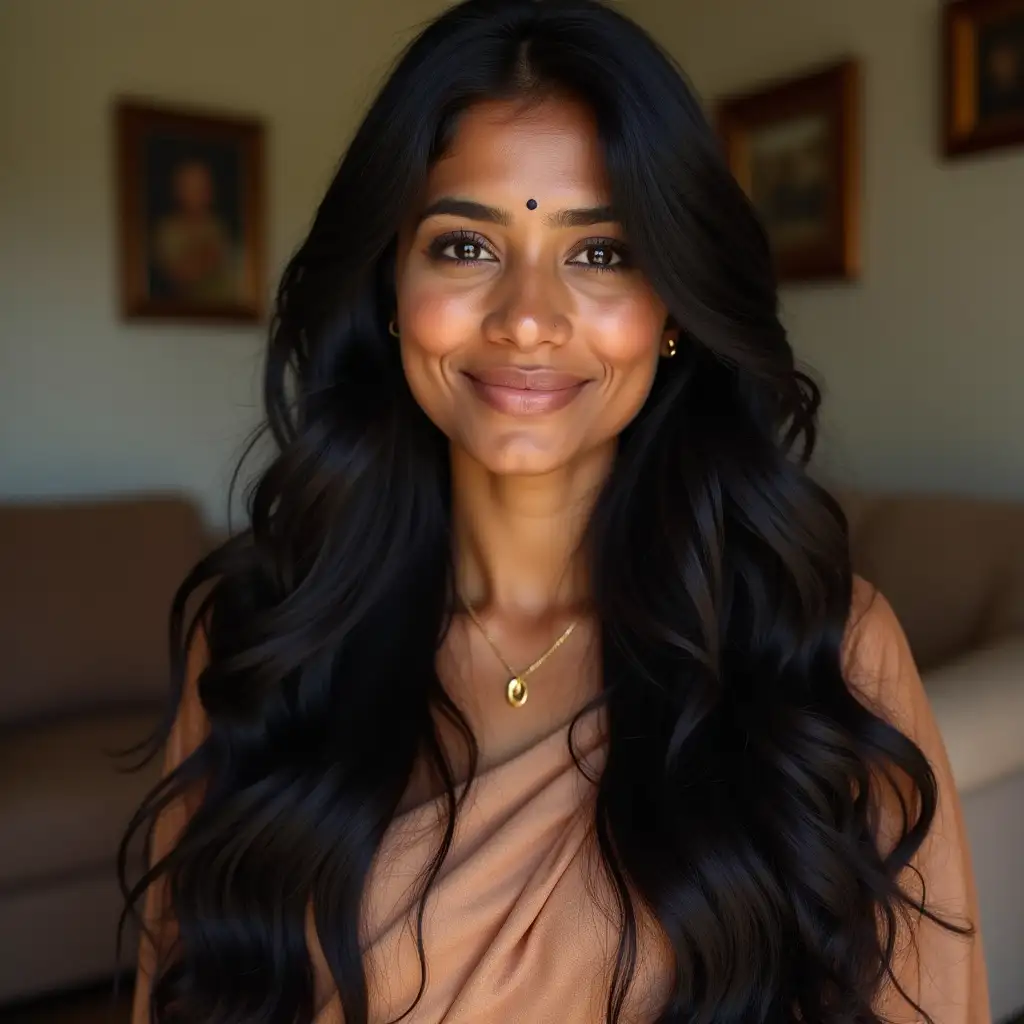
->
446, 241, 486, 261
568, 240, 628, 270
429, 232, 497, 264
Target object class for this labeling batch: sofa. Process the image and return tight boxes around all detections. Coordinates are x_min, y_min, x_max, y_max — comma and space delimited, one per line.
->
844, 491, 1024, 1022
0, 491, 1020, 1017
0, 496, 209, 1006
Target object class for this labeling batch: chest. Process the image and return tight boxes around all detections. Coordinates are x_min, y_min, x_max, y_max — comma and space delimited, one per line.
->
309, 755, 671, 1024
414, 616, 602, 796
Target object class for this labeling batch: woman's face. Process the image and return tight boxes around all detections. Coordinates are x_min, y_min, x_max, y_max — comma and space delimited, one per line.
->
395, 94, 672, 477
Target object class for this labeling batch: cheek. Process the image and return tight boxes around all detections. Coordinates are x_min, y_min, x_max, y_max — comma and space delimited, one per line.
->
590, 299, 663, 383
393, 269, 458, 404
584, 296, 665, 435
396, 284, 476, 433
581, 272, 665, 365
398, 273, 480, 359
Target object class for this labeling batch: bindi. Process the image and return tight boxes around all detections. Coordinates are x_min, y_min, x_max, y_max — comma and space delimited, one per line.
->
526, 198, 538, 210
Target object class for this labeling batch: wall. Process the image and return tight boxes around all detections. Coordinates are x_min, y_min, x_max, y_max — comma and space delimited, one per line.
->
632, 0, 1024, 499
0, 0, 446, 527
3, 0, 1021, 522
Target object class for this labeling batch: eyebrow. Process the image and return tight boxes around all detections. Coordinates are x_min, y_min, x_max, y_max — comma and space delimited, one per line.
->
544, 204, 615, 229
417, 197, 616, 229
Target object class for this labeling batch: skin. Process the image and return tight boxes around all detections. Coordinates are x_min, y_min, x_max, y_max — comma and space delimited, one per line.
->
394, 94, 676, 767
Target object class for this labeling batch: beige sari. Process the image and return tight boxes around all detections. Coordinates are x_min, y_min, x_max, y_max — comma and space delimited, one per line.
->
132, 587, 989, 1023
308, 706, 671, 1023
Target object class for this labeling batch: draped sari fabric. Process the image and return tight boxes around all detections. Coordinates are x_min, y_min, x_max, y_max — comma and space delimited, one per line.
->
309, 707, 670, 1023
133, 587, 988, 1023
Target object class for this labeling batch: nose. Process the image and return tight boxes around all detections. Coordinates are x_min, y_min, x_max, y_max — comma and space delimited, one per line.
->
483, 259, 572, 352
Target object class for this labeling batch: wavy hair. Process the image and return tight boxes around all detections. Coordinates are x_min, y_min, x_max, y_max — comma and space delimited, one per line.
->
120, 1, 953, 1021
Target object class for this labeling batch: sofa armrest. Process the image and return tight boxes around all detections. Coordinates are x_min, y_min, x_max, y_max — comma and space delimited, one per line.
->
922, 636, 1024, 794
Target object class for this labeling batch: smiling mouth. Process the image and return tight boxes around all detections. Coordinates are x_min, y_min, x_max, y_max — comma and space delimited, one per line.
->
463, 366, 590, 415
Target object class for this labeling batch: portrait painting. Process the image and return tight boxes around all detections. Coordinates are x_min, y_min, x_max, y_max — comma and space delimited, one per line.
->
748, 114, 831, 252
945, 0, 1024, 156
116, 101, 265, 322
718, 61, 860, 283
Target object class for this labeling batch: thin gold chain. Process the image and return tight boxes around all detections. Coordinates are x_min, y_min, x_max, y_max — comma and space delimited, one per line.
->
459, 591, 578, 708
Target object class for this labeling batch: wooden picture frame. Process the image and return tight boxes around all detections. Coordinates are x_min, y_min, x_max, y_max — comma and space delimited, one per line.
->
943, 0, 1024, 157
115, 100, 266, 323
717, 60, 861, 283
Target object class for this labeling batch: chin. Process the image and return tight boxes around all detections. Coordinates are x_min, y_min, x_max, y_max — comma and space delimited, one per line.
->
490, 457, 570, 477
463, 430, 576, 477
483, 449, 573, 478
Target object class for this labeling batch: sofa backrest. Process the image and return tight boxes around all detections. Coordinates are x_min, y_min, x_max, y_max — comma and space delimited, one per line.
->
0, 495, 208, 725
844, 492, 1024, 672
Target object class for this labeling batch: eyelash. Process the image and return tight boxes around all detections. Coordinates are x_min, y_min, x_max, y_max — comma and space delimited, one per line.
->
426, 230, 631, 273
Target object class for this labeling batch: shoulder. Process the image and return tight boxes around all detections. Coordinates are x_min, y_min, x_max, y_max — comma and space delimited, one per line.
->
840, 596, 991, 1020
841, 576, 923, 735
163, 620, 212, 774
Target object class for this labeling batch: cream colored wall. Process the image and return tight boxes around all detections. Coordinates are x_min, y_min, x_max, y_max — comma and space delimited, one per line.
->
0, 0, 446, 526
631, 0, 1024, 499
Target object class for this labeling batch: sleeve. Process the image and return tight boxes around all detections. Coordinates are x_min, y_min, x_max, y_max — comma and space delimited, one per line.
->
842, 580, 991, 1024
130, 629, 211, 1024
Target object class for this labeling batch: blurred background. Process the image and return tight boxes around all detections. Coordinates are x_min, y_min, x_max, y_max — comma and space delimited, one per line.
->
0, 0, 1021, 1021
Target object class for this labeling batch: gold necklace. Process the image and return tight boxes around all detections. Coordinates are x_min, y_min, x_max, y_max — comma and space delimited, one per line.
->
460, 594, 578, 708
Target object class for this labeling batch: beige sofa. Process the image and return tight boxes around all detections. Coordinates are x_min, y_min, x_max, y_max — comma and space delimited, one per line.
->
845, 492, 1024, 1022
0, 491, 1020, 1017
0, 496, 208, 1006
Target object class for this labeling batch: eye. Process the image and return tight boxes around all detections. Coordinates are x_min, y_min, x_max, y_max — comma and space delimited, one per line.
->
428, 231, 498, 264
567, 238, 630, 271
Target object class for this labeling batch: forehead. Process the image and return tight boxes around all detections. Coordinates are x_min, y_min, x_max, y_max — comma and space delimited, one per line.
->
424, 95, 611, 203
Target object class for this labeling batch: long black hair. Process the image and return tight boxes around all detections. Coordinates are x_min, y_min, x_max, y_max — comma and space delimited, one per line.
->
120, 2, 953, 1021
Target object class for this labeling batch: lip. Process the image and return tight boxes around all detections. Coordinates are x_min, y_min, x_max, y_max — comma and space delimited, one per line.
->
463, 366, 591, 416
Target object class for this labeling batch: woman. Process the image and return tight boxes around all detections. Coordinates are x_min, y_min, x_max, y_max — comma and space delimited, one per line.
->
121, 1, 989, 1021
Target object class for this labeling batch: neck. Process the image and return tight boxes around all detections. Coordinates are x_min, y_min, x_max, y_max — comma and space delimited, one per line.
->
451, 442, 614, 621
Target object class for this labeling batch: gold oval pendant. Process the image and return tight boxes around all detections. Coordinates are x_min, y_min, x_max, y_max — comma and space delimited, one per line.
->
506, 677, 528, 708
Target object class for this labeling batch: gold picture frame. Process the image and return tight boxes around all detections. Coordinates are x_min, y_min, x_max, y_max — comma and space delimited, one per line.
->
717, 60, 861, 283
944, 0, 1024, 157
115, 100, 266, 323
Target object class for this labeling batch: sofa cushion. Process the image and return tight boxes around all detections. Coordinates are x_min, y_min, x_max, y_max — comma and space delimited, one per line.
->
0, 496, 206, 724
846, 494, 1024, 672
0, 710, 164, 886
923, 637, 1024, 794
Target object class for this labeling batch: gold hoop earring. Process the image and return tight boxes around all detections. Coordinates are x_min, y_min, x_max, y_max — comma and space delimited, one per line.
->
664, 335, 678, 358
388, 319, 400, 338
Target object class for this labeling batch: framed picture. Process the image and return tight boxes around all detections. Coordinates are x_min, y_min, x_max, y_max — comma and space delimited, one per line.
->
717, 60, 861, 283
115, 100, 266, 323
944, 0, 1024, 157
